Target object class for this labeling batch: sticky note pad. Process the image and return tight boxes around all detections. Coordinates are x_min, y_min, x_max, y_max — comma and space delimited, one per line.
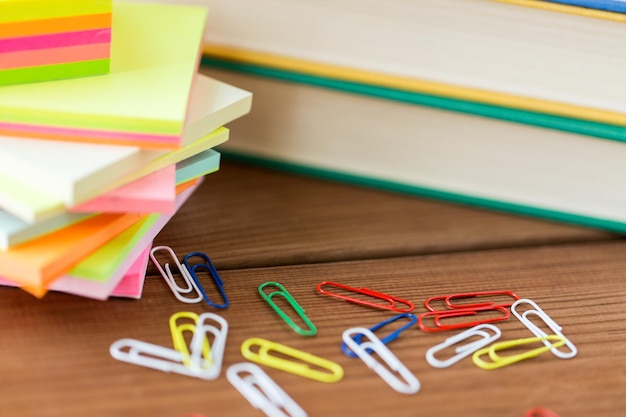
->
0, 178, 201, 299
0, 0, 112, 85
0, 149, 220, 249
0, 74, 251, 219
0, 0, 208, 148
50, 180, 201, 299
0, 211, 143, 291
0, 242, 151, 299
71, 148, 220, 214
108, 244, 151, 299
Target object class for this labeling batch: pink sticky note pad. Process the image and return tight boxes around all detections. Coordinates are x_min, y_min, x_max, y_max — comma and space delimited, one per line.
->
108, 244, 151, 299
71, 165, 176, 214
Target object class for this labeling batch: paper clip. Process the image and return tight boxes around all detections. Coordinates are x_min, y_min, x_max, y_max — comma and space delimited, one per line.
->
418, 305, 510, 332
183, 251, 229, 309
316, 281, 414, 313
444, 290, 520, 309
110, 312, 228, 380
259, 282, 316, 336
110, 338, 221, 380
425, 323, 502, 368
512, 298, 577, 359
227, 362, 308, 417
169, 311, 211, 367
341, 313, 417, 358
150, 246, 203, 303
523, 407, 564, 417
342, 327, 420, 394
186, 312, 228, 378
241, 337, 343, 383
472, 335, 566, 370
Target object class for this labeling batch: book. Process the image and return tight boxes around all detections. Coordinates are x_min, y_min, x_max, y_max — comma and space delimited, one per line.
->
539, 0, 626, 13
0, 74, 250, 210
199, 0, 626, 130
0, 0, 207, 148
209, 67, 626, 233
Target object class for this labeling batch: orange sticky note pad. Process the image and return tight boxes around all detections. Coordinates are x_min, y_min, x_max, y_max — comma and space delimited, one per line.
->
0, 212, 142, 290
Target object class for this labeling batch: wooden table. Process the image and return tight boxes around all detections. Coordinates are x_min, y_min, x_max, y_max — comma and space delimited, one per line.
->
3, 160, 625, 417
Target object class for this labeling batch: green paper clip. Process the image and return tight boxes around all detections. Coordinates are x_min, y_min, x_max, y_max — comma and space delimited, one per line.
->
258, 281, 317, 336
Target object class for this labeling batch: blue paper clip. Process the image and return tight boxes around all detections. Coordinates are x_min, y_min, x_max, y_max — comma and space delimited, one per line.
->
259, 282, 317, 336
341, 313, 417, 358
183, 252, 228, 309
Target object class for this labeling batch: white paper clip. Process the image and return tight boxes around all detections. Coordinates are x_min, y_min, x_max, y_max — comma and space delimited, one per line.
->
110, 312, 229, 380
511, 298, 577, 359
188, 312, 228, 378
227, 362, 307, 417
425, 323, 502, 368
109, 338, 220, 380
150, 245, 203, 303
342, 327, 420, 394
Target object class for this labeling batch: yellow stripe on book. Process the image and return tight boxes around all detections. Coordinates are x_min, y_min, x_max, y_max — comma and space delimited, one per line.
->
495, 0, 626, 23
203, 44, 626, 127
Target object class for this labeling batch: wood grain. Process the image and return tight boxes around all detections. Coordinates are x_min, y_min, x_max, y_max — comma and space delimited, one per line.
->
2, 162, 625, 417
2, 240, 625, 417
152, 160, 619, 271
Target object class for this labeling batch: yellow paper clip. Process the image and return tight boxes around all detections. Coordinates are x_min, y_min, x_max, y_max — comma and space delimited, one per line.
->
472, 335, 566, 370
241, 337, 344, 383
169, 312, 211, 367
110, 311, 228, 381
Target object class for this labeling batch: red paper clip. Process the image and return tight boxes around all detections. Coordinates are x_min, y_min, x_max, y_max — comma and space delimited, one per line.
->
418, 305, 510, 332
424, 290, 519, 312
446, 290, 520, 309
523, 407, 564, 417
316, 281, 414, 313
424, 295, 448, 312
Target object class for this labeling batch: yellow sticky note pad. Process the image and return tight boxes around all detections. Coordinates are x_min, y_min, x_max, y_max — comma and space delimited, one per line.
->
0, 212, 143, 290
0, 0, 208, 147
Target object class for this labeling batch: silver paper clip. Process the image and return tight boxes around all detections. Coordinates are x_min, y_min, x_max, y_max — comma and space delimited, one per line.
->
227, 362, 308, 417
150, 245, 203, 303
342, 327, 420, 394
511, 298, 577, 359
425, 323, 502, 368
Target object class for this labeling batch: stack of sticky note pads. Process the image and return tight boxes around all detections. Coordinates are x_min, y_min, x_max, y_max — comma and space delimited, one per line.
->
0, 0, 112, 86
0, 0, 252, 300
